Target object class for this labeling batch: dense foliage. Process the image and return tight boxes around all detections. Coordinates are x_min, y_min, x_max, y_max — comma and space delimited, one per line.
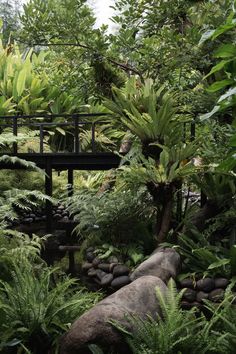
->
0, 0, 235, 353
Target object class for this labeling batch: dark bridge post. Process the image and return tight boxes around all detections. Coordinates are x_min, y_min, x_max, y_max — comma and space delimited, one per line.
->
45, 157, 53, 232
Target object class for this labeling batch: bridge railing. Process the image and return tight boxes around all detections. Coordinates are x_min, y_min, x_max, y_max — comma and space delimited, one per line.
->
0, 113, 110, 154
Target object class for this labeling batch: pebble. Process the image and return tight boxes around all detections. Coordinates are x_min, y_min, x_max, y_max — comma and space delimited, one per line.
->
111, 276, 131, 289
101, 274, 114, 286
108, 256, 119, 264
196, 278, 215, 292
88, 268, 97, 277
92, 257, 101, 268
182, 288, 197, 302
209, 288, 225, 302
98, 263, 111, 272
86, 252, 95, 263
82, 262, 93, 272
214, 278, 229, 289
113, 264, 129, 277
196, 291, 209, 303
179, 278, 194, 289
96, 269, 107, 281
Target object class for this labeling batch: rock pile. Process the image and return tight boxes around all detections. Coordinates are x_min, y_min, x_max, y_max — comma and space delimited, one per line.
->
82, 248, 131, 290
60, 248, 181, 354
179, 277, 230, 309
7, 204, 70, 227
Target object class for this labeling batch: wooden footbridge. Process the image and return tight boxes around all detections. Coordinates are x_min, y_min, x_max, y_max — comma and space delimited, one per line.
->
0, 113, 121, 230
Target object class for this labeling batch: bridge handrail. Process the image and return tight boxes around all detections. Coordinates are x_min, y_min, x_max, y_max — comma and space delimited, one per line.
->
0, 112, 113, 154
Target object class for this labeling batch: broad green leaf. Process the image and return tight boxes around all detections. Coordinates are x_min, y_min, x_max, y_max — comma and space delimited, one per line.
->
205, 60, 232, 78
207, 79, 234, 93
208, 258, 229, 270
214, 44, 236, 58
16, 69, 27, 97
56, 127, 66, 136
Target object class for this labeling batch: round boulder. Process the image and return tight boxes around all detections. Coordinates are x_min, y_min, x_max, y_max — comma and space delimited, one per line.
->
60, 276, 167, 354
130, 248, 180, 283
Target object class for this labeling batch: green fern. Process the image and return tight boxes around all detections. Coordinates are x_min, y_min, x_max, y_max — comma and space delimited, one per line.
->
0, 188, 56, 228
0, 259, 101, 353
112, 279, 233, 354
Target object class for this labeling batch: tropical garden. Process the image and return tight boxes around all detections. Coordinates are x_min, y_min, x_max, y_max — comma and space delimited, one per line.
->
0, 0, 235, 353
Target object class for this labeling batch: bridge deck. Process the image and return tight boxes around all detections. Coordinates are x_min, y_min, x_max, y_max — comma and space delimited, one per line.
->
0, 152, 121, 170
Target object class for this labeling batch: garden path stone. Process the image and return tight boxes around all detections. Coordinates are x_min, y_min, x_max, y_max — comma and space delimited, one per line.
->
60, 276, 167, 354
130, 248, 180, 283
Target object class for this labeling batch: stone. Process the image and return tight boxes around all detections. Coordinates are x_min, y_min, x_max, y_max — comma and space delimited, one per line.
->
109, 263, 117, 272
191, 301, 202, 309
130, 248, 180, 283
111, 276, 131, 289
60, 276, 167, 354
179, 278, 194, 289
86, 252, 95, 263
209, 288, 225, 302
196, 278, 215, 292
101, 273, 114, 286
182, 288, 196, 302
23, 217, 33, 224
214, 278, 229, 289
82, 262, 93, 272
196, 291, 209, 303
87, 268, 97, 277
108, 256, 119, 264
98, 263, 111, 272
113, 264, 129, 277
29, 213, 36, 219
181, 301, 192, 310
58, 205, 65, 210
53, 213, 61, 220
86, 247, 94, 253
92, 257, 101, 268
96, 269, 107, 281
